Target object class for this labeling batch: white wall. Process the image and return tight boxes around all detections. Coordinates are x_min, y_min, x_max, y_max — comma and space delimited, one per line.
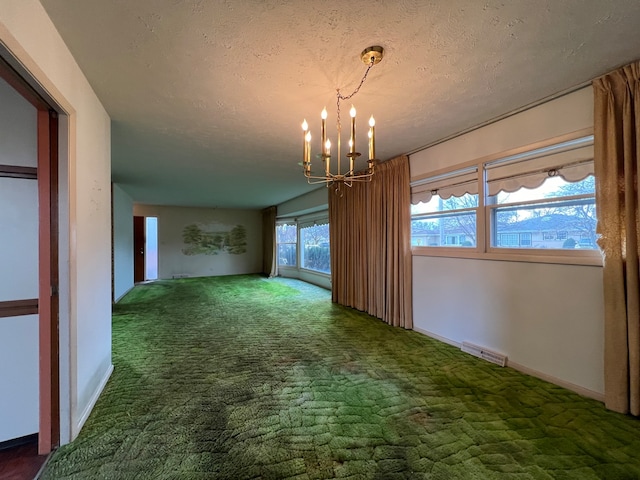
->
410, 88, 594, 176
410, 87, 605, 398
0, 0, 113, 443
113, 184, 134, 301
0, 315, 39, 442
413, 257, 604, 394
0, 76, 36, 166
278, 187, 328, 218
134, 205, 262, 279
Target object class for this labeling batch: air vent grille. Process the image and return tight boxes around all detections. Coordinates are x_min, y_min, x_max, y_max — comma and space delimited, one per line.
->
461, 341, 507, 367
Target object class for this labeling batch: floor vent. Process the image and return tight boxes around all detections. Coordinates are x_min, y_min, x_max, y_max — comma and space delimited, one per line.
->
461, 341, 507, 367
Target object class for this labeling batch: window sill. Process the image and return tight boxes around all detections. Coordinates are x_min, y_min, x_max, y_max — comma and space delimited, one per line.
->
411, 246, 603, 266
299, 268, 331, 278
278, 265, 298, 270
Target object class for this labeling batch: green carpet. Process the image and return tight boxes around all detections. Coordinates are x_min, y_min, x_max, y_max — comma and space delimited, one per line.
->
41, 275, 640, 479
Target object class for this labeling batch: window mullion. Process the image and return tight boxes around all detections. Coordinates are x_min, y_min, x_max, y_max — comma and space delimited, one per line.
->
477, 163, 486, 253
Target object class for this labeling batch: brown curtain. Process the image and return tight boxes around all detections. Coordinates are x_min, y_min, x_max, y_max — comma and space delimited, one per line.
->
329, 155, 413, 328
593, 61, 640, 415
262, 206, 277, 277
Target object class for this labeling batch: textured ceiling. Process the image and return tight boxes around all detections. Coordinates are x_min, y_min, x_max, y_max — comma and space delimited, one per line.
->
39, 0, 640, 209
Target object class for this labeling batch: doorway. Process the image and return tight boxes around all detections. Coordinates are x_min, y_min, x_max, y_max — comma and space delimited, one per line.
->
0, 57, 60, 454
145, 217, 158, 281
134, 215, 159, 282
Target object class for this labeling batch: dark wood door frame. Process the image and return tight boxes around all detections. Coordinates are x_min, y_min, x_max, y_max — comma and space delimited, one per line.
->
0, 57, 59, 455
38, 109, 60, 454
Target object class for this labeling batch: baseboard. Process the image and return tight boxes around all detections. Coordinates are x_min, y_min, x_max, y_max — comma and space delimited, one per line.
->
0, 433, 37, 451
412, 327, 605, 403
412, 326, 461, 348
75, 364, 113, 436
508, 361, 604, 402
114, 285, 134, 303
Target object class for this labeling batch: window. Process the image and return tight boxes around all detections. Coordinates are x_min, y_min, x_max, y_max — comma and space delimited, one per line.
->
520, 233, 532, 247
275, 215, 331, 276
411, 134, 600, 263
276, 223, 297, 267
499, 233, 519, 247
410, 167, 478, 248
497, 232, 533, 248
486, 137, 596, 251
299, 221, 330, 274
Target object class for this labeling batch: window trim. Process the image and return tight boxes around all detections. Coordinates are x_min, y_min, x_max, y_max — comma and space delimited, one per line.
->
411, 128, 602, 266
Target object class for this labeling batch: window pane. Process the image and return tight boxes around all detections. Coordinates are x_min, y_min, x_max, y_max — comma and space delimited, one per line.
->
277, 243, 297, 266
276, 223, 297, 243
492, 198, 597, 249
411, 212, 476, 247
276, 223, 297, 267
495, 175, 594, 204
300, 223, 330, 273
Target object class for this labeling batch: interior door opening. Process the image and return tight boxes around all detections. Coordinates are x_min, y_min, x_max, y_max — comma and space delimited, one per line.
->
145, 217, 158, 281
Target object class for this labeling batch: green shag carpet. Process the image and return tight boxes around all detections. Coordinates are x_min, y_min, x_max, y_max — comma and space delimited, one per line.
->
41, 275, 640, 479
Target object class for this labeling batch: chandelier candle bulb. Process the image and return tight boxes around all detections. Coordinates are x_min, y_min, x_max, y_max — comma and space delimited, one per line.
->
305, 131, 311, 166
350, 105, 356, 154
325, 139, 331, 174
321, 108, 327, 155
302, 119, 308, 165
368, 116, 375, 160
348, 139, 354, 172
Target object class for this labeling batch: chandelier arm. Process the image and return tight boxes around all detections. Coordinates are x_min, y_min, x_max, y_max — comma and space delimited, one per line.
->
306, 178, 336, 185
345, 174, 374, 181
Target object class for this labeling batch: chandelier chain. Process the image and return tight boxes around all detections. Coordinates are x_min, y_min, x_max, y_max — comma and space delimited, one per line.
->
335, 58, 375, 132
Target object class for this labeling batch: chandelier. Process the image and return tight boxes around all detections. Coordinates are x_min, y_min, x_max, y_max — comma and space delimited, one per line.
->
301, 46, 384, 189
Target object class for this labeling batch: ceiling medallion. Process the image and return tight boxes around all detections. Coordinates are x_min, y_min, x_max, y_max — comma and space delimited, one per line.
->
301, 46, 384, 191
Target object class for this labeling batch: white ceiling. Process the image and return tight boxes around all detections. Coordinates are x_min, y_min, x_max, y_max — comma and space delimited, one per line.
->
39, 0, 640, 209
